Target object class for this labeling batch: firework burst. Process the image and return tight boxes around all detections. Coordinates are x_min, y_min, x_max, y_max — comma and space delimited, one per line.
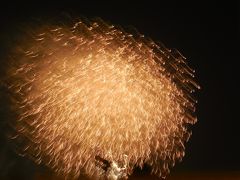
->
2, 17, 199, 179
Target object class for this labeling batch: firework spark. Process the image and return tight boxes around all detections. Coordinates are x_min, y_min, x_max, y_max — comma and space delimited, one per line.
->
3, 18, 199, 179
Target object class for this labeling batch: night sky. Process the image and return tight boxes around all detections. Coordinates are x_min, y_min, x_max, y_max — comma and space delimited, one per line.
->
0, 1, 239, 179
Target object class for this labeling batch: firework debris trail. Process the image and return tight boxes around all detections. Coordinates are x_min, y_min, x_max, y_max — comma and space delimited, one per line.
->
2, 17, 200, 179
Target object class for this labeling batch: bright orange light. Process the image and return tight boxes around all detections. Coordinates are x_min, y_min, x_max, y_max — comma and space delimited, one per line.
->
4, 18, 199, 179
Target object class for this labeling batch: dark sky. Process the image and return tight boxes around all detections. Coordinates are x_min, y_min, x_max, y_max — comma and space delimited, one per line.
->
0, 0, 239, 179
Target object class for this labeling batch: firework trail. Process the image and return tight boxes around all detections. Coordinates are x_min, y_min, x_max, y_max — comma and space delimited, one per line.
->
2, 18, 199, 179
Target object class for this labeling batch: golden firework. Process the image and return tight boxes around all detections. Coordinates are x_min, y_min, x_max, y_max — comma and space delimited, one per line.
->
3, 18, 199, 179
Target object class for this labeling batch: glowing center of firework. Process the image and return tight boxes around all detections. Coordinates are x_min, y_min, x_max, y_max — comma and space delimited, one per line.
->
5, 18, 199, 179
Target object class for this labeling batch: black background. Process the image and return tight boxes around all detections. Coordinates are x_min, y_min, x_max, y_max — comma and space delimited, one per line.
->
0, 0, 239, 179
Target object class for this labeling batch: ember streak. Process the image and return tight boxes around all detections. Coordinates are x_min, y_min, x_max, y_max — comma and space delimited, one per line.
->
3, 18, 199, 179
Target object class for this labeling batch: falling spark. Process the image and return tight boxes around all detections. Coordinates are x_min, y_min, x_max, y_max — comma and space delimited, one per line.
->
3, 17, 200, 179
